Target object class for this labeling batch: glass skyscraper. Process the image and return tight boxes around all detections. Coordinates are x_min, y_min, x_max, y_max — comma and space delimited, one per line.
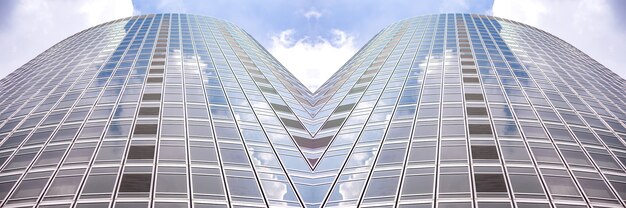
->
0, 13, 625, 208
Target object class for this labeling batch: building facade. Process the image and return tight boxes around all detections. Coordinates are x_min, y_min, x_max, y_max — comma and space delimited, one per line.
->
0, 13, 625, 208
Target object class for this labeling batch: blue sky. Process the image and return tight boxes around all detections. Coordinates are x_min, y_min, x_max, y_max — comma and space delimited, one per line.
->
132, 0, 493, 48
0, 0, 624, 90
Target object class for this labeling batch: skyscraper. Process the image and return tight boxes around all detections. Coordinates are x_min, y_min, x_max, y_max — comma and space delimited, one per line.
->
0, 13, 624, 207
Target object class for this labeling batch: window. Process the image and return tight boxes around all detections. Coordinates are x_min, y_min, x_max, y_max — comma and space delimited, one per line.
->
560, 149, 591, 166
138, 107, 159, 116
119, 174, 152, 192
159, 142, 186, 160
469, 124, 492, 135
440, 145, 467, 160
348, 86, 366, 94
114, 202, 149, 208
280, 117, 306, 130
578, 178, 615, 198
332, 103, 355, 114
378, 148, 406, 163
401, 174, 433, 194
439, 202, 472, 208
466, 107, 488, 116
509, 174, 544, 194
500, 145, 530, 161
142, 93, 161, 101
259, 86, 278, 94
465, 93, 484, 101
34, 149, 65, 166
418, 106, 439, 118
544, 176, 579, 195
462, 68, 477, 74
156, 173, 187, 193
190, 146, 217, 162
471, 146, 499, 159
226, 177, 262, 197
220, 148, 249, 164
475, 174, 507, 192
147, 77, 163, 83
364, 177, 400, 197
133, 124, 158, 135
11, 178, 47, 198
386, 126, 411, 139
476, 202, 512, 208
463, 77, 480, 83
409, 146, 436, 162
192, 174, 224, 195
188, 124, 212, 138
439, 174, 469, 192
321, 118, 345, 130
161, 122, 185, 137
82, 174, 116, 193
46, 175, 82, 196
127, 146, 155, 159
149, 68, 164, 74
530, 147, 561, 163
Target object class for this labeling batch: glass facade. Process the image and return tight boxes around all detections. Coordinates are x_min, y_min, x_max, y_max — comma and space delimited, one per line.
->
0, 13, 625, 208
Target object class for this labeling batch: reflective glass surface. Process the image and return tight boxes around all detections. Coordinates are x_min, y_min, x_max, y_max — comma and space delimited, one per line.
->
0, 13, 625, 207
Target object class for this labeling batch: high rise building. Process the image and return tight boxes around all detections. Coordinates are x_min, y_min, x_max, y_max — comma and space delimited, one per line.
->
0, 13, 624, 208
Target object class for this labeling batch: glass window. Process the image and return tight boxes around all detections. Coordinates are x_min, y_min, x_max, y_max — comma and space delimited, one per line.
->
188, 106, 209, 119
220, 148, 249, 164
142, 93, 161, 101
227, 177, 262, 197
439, 174, 469, 193
35, 149, 65, 166
127, 146, 155, 159
579, 178, 615, 198
46, 175, 82, 196
500, 145, 530, 161
440, 145, 467, 160
156, 173, 187, 193
589, 153, 621, 169
11, 178, 47, 199
134, 124, 158, 135
190, 146, 217, 162
192, 175, 224, 195
469, 124, 492, 135
475, 174, 507, 192
119, 174, 152, 192
65, 146, 96, 163
161, 122, 185, 137
409, 146, 436, 162
96, 146, 125, 161
544, 176, 579, 196
365, 177, 400, 197
530, 147, 561, 163
560, 149, 591, 166
138, 107, 159, 116
188, 124, 212, 137
471, 146, 499, 159
401, 174, 433, 194
82, 174, 116, 193
509, 174, 544, 194
159, 144, 186, 160
377, 148, 406, 164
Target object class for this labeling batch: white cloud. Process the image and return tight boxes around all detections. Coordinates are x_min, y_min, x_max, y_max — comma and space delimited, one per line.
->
156, 0, 187, 12
269, 29, 358, 91
0, 0, 134, 79
492, 0, 626, 79
303, 8, 322, 20
438, 0, 470, 12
